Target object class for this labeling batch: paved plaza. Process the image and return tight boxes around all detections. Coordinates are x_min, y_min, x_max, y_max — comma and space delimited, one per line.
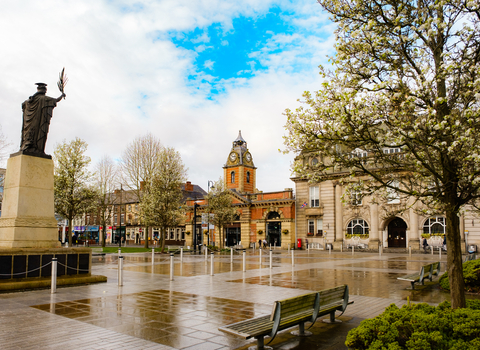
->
0, 248, 466, 349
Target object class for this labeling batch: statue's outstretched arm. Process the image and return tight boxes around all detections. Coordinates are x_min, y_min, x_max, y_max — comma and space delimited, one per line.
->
56, 93, 66, 102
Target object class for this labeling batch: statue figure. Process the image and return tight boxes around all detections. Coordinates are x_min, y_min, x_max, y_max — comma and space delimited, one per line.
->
19, 69, 67, 157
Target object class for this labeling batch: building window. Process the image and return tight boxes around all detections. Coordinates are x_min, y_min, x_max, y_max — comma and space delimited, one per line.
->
387, 180, 400, 204
247, 171, 250, 183
170, 229, 174, 240
423, 216, 446, 235
181, 228, 185, 240
347, 219, 369, 235
383, 147, 401, 154
308, 219, 323, 236
308, 220, 315, 234
309, 186, 320, 207
114, 214, 118, 225
121, 213, 125, 225
231, 171, 235, 184
351, 191, 362, 206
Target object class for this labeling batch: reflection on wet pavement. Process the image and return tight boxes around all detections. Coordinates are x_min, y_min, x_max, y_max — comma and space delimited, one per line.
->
32, 289, 268, 349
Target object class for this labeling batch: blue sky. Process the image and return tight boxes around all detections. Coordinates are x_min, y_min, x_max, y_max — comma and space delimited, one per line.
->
0, 0, 335, 192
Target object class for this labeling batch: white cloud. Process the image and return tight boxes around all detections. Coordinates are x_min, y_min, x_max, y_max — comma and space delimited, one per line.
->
0, 0, 335, 193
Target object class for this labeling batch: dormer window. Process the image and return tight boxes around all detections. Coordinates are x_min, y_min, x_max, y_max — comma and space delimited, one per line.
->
383, 147, 401, 154
349, 148, 368, 158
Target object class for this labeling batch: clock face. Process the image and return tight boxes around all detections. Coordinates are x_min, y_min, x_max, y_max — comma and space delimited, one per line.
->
229, 152, 237, 161
245, 153, 252, 162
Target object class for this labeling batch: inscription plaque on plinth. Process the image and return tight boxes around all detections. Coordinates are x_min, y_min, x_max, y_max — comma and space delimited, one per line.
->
0, 154, 60, 248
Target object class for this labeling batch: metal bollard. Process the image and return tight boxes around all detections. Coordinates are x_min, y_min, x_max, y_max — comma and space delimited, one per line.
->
180, 247, 183, 262
340, 244, 343, 253
118, 248, 121, 258
352, 246, 354, 256
409, 246, 411, 257
431, 246, 434, 255
259, 248, 262, 268
243, 249, 246, 272
152, 249, 155, 266
51, 258, 57, 294
118, 256, 124, 286
379, 244, 382, 257
210, 252, 214, 276
291, 249, 295, 267
231, 247, 233, 263
329, 245, 331, 255
170, 253, 174, 281
205, 246, 208, 261
439, 248, 442, 259
269, 249, 273, 269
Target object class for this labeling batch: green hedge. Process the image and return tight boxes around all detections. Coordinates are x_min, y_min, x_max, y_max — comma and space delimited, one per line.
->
345, 301, 480, 349
439, 260, 480, 293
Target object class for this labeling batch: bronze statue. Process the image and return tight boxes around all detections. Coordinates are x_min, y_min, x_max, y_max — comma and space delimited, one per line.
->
19, 69, 67, 157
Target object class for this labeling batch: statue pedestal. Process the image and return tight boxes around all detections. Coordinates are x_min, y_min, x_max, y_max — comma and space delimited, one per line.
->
0, 154, 60, 248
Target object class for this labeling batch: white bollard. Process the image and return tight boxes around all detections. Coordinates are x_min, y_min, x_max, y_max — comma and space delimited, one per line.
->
340, 244, 343, 253
409, 246, 411, 257
269, 250, 273, 269
118, 248, 121, 258
329, 245, 331, 255
51, 258, 57, 294
259, 248, 262, 268
231, 248, 234, 263
379, 244, 382, 257
243, 250, 246, 272
352, 246, 354, 256
169, 253, 174, 281
118, 256, 124, 286
439, 248, 442, 259
210, 252, 214, 276
152, 249, 155, 266
291, 249, 295, 267
431, 246, 434, 255
180, 247, 183, 263
205, 246, 208, 261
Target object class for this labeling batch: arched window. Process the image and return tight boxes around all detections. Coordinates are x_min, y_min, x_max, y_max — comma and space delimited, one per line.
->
423, 216, 446, 234
267, 212, 280, 220
231, 171, 235, 183
347, 219, 369, 235
247, 171, 250, 183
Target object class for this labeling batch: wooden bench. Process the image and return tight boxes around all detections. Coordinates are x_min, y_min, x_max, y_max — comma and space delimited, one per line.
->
397, 263, 434, 289
218, 285, 351, 349
431, 261, 441, 277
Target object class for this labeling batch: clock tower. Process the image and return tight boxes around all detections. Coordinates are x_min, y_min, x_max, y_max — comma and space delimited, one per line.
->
224, 131, 256, 193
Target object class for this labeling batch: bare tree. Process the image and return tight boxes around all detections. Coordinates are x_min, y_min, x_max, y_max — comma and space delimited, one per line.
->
0, 124, 12, 164
120, 133, 163, 248
94, 156, 117, 247
141, 147, 187, 252
205, 179, 237, 249
54, 138, 96, 246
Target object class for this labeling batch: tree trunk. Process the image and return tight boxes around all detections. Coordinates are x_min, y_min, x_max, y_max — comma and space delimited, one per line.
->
445, 210, 466, 309
101, 225, 106, 248
160, 227, 166, 253
68, 215, 73, 246
144, 226, 149, 249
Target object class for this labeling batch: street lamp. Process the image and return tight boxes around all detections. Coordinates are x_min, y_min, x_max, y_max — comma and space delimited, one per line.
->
193, 202, 199, 252
118, 184, 123, 249
206, 180, 214, 246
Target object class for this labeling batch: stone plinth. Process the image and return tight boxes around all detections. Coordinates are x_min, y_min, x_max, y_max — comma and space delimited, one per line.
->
0, 154, 60, 248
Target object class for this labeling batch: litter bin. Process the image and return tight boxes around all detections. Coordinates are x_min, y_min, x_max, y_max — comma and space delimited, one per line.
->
468, 245, 477, 254
297, 238, 302, 249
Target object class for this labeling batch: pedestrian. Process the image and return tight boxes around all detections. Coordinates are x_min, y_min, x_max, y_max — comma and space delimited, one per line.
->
259, 239, 262, 249
443, 234, 447, 251
422, 237, 428, 252
263, 239, 267, 249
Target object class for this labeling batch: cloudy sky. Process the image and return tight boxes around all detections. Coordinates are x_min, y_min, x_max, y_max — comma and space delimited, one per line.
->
0, 0, 336, 193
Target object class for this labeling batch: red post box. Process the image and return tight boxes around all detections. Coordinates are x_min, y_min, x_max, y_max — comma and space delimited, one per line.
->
297, 238, 302, 249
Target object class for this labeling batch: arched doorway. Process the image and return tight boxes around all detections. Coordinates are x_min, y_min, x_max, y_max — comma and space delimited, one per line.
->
387, 217, 407, 248
267, 212, 281, 247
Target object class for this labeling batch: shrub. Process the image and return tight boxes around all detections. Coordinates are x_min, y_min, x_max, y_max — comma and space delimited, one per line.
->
345, 301, 480, 349
439, 260, 480, 293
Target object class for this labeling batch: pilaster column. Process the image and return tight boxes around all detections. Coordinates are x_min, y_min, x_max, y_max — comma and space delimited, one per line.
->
333, 184, 343, 250
409, 206, 420, 249
369, 203, 379, 250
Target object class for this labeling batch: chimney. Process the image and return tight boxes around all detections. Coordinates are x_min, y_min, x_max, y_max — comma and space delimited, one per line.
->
185, 181, 194, 191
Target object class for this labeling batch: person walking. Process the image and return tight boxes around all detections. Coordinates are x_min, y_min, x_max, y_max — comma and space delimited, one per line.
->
443, 234, 447, 251
422, 237, 429, 252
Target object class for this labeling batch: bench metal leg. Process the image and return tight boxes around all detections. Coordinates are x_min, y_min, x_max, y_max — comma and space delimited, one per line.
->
291, 321, 312, 337
323, 311, 342, 324
411, 282, 415, 290
250, 336, 272, 350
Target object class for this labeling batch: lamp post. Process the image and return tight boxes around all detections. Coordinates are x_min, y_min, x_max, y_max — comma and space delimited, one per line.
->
118, 184, 123, 249
207, 180, 214, 247
193, 202, 199, 253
